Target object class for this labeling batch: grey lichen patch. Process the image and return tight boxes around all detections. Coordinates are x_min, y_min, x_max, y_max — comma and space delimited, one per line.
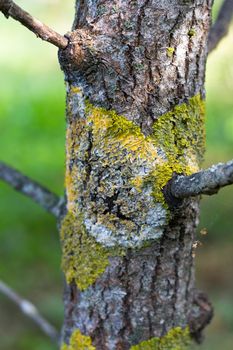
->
66, 85, 86, 120
84, 202, 166, 248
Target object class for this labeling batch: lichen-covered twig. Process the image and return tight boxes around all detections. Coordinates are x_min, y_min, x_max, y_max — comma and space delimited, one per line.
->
0, 280, 60, 345
0, 161, 63, 218
171, 160, 233, 199
0, 0, 68, 49
208, 0, 233, 53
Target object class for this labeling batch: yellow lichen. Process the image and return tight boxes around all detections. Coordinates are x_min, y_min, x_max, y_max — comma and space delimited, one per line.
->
167, 47, 175, 57
60, 210, 126, 290
130, 327, 191, 350
152, 94, 205, 163
85, 101, 159, 162
61, 329, 95, 350
148, 94, 205, 206
145, 163, 193, 206
188, 28, 196, 37
60, 212, 110, 291
131, 176, 144, 192
70, 86, 82, 94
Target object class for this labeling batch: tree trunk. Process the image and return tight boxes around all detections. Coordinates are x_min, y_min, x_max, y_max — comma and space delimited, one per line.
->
58, 1, 214, 349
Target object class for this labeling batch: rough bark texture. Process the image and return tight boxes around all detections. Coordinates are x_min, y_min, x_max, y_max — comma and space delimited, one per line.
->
58, 1, 214, 349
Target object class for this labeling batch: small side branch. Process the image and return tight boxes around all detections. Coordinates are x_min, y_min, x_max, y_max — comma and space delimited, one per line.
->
0, 162, 63, 218
0, 280, 59, 345
171, 160, 233, 199
0, 0, 68, 49
208, 0, 233, 53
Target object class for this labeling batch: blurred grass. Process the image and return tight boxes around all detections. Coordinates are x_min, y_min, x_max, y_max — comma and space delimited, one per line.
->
0, 1, 233, 349
0, 2, 73, 349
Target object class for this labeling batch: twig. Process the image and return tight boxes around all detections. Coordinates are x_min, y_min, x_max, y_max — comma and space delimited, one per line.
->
208, 0, 233, 53
171, 160, 233, 199
0, 0, 68, 49
0, 280, 60, 345
0, 162, 63, 218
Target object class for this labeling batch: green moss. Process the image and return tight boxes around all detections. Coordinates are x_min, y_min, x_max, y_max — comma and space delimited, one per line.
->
61, 329, 95, 350
60, 211, 110, 291
167, 47, 175, 57
130, 327, 191, 350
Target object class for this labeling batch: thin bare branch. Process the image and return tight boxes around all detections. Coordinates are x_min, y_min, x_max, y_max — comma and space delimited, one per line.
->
0, 0, 68, 49
0, 280, 60, 345
170, 160, 233, 199
0, 162, 63, 218
208, 0, 233, 53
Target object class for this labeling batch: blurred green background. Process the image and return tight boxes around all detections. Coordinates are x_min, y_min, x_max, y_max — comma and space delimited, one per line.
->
0, 1, 232, 349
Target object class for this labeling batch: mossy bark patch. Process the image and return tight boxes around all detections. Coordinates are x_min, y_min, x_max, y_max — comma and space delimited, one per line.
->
148, 94, 205, 207
64, 89, 205, 250
62, 89, 205, 289
130, 327, 191, 350
64, 87, 167, 250
152, 94, 205, 164
61, 329, 95, 350
60, 211, 110, 291
85, 100, 159, 162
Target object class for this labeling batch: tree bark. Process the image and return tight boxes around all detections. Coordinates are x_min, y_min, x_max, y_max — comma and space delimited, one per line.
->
58, 1, 214, 349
